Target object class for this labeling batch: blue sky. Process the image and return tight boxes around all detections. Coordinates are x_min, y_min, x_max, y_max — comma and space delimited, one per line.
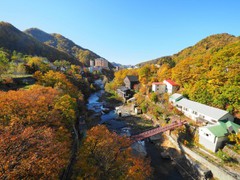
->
0, 0, 240, 65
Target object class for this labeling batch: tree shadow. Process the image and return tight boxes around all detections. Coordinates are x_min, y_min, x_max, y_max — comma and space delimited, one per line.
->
174, 126, 213, 180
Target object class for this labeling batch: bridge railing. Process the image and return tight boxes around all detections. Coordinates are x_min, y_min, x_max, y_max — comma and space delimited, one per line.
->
131, 120, 186, 141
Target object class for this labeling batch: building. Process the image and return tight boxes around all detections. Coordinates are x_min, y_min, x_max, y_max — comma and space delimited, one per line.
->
134, 107, 142, 114
169, 93, 184, 105
152, 82, 166, 94
115, 66, 120, 71
124, 75, 139, 89
199, 121, 240, 152
174, 97, 234, 123
90, 60, 94, 67
117, 86, 132, 101
95, 58, 108, 68
88, 66, 102, 73
163, 79, 179, 94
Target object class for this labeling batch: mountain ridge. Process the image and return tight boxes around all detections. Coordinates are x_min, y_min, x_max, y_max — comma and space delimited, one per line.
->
24, 28, 101, 66
137, 33, 239, 67
0, 21, 79, 65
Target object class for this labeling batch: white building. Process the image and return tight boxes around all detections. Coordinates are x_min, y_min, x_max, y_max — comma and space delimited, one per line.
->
88, 66, 102, 73
90, 60, 94, 67
169, 93, 184, 105
163, 79, 179, 94
199, 121, 240, 152
95, 58, 108, 68
152, 82, 166, 94
174, 97, 234, 123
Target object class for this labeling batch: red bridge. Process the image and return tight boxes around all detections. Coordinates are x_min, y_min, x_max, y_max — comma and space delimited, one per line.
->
131, 120, 187, 141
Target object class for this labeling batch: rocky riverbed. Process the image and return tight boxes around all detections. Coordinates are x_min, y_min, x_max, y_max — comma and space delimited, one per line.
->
85, 80, 190, 179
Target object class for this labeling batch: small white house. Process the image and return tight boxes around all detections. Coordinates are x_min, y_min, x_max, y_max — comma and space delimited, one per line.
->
174, 98, 234, 123
163, 79, 179, 94
152, 82, 166, 94
199, 121, 240, 152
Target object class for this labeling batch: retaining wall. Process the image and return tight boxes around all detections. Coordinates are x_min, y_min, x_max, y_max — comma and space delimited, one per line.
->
166, 134, 239, 180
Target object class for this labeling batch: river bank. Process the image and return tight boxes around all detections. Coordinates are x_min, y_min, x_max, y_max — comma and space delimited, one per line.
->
85, 80, 188, 180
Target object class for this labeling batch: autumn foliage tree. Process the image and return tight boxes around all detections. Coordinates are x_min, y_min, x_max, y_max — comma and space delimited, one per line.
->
0, 86, 74, 179
228, 132, 240, 153
74, 125, 152, 180
34, 70, 82, 99
0, 125, 70, 179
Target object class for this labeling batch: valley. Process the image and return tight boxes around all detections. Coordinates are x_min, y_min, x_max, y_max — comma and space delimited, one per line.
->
0, 20, 239, 180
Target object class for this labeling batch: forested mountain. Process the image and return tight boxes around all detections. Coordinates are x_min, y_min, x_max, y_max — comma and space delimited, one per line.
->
111, 62, 133, 68
118, 33, 240, 115
137, 33, 238, 67
25, 28, 100, 66
137, 56, 175, 68
0, 22, 80, 64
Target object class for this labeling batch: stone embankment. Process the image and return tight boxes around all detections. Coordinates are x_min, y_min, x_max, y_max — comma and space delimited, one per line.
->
167, 134, 240, 180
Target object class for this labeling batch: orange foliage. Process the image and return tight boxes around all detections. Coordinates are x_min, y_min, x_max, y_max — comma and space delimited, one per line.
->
0, 125, 70, 179
0, 86, 73, 178
0, 85, 59, 126
75, 125, 152, 180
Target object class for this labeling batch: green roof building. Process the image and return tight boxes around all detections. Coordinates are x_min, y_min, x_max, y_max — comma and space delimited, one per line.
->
199, 121, 240, 152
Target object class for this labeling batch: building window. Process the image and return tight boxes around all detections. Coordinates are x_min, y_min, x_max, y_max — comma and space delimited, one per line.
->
199, 114, 205, 119
192, 111, 198, 115
183, 107, 188, 111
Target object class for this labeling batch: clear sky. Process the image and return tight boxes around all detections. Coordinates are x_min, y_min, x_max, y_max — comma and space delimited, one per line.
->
0, 0, 240, 65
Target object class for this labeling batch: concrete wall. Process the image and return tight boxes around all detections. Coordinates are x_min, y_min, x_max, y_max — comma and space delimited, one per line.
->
199, 135, 216, 152
223, 145, 240, 163
199, 127, 215, 143
164, 81, 173, 94
124, 78, 131, 89
215, 136, 228, 151
199, 127, 217, 152
167, 134, 239, 180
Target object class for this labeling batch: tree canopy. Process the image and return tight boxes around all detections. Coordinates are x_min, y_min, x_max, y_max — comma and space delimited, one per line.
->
0, 86, 72, 179
74, 125, 152, 180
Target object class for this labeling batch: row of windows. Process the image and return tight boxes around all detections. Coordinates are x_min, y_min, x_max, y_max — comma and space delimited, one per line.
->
181, 107, 205, 118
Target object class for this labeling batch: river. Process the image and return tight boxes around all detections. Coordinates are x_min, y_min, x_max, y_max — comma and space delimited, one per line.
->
86, 80, 184, 180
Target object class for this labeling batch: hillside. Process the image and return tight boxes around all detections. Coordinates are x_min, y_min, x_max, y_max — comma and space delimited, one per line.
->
138, 33, 238, 66
0, 22, 79, 65
135, 33, 240, 115
25, 28, 100, 66
111, 62, 133, 69
137, 56, 175, 68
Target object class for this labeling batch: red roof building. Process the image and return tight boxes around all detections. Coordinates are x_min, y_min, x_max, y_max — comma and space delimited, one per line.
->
163, 79, 179, 94
164, 79, 179, 86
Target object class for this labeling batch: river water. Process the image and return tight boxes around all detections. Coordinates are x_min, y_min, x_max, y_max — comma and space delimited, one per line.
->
87, 80, 184, 180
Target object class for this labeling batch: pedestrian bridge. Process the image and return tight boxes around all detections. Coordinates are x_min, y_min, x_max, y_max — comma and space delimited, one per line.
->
131, 120, 187, 141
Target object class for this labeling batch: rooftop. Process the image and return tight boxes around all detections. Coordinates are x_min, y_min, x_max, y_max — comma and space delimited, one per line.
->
117, 86, 129, 92
206, 121, 240, 137
164, 79, 179, 86
170, 93, 184, 101
126, 75, 139, 82
176, 98, 231, 120
152, 82, 165, 85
